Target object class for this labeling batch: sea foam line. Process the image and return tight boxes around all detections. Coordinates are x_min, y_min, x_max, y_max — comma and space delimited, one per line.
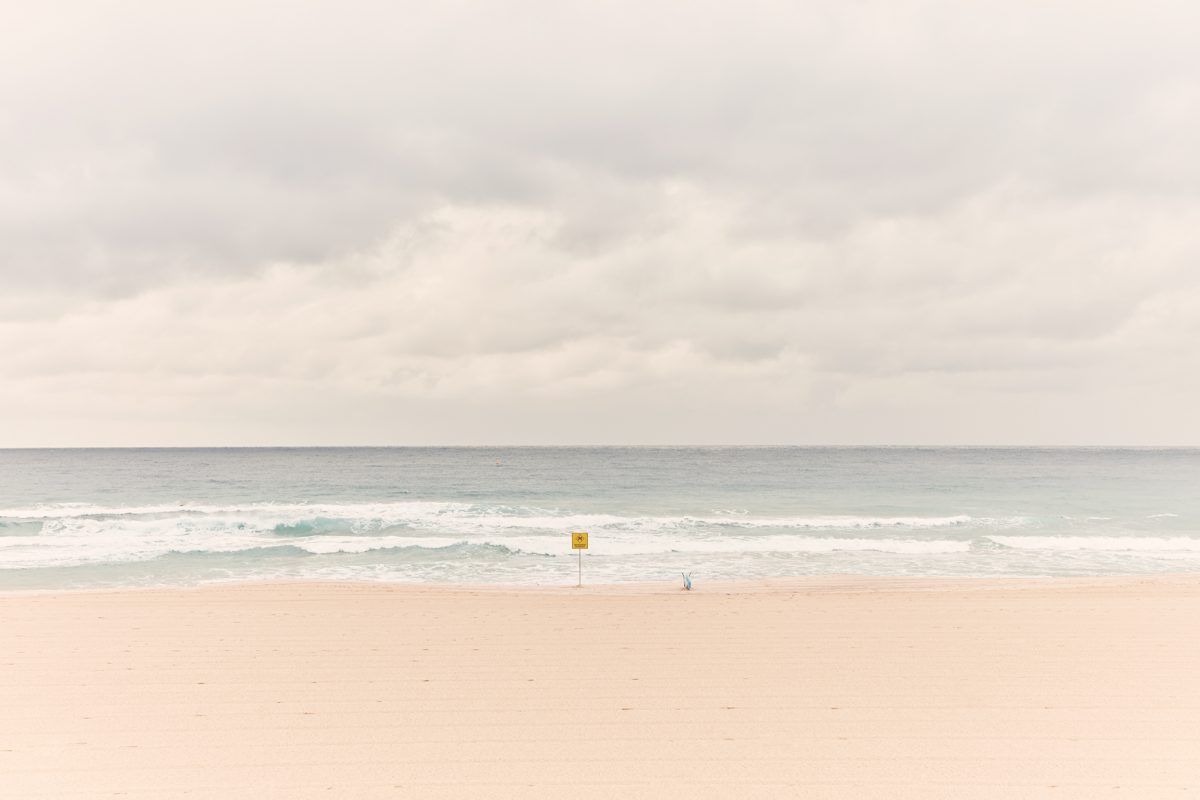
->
0, 501, 993, 533
987, 536, 1200, 552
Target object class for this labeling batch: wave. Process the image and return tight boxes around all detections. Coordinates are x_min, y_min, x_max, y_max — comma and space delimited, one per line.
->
0, 529, 973, 567
987, 536, 1200, 552
290, 535, 971, 556
0, 501, 1031, 572
198, 535, 971, 557
0, 501, 998, 533
14, 527, 1200, 571
0, 501, 473, 522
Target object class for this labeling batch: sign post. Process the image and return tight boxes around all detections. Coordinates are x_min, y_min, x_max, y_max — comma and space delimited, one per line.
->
571, 531, 588, 587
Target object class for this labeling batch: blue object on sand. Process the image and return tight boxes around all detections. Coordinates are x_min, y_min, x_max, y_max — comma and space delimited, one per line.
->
682, 572, 693, 591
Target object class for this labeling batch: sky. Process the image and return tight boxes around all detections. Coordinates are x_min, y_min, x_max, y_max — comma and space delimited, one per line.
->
2, 1, 1198, 446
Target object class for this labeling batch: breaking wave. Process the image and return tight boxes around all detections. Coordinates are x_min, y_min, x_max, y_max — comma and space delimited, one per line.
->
987, 536, 1200, 553
3, 498, 1196, 584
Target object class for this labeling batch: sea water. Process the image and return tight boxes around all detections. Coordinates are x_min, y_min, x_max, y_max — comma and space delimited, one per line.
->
1, 447, 1199, 590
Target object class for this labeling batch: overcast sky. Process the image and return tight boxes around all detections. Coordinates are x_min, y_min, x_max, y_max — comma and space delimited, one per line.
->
2, 1, 1198, 446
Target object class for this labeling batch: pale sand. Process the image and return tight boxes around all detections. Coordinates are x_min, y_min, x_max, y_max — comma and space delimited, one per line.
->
3, 577, 1200, 799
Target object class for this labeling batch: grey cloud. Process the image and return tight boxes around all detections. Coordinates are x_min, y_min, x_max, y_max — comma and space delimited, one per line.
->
2, 0, 1199, 445
5, 1, 1195, 288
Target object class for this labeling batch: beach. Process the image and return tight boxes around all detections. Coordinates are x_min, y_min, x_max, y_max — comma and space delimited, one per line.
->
3, 577, 1198, 798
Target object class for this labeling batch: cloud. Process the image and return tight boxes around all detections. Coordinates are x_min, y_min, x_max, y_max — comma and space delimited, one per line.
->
1, 0, 1199, 444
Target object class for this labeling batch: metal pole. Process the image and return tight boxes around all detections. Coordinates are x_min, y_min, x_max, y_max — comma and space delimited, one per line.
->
577, 549, 582, 587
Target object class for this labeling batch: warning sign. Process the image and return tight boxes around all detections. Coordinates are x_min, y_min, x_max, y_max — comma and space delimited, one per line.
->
571, 531, 589, 549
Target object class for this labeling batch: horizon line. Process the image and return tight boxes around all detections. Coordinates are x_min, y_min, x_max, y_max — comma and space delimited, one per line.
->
2, 444, 1199, 451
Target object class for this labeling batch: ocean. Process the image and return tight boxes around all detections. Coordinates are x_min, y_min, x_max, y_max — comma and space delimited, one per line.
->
1, 447, 1198, 590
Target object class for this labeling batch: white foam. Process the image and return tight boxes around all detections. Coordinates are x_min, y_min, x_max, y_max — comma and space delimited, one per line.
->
988, 536, 1200, 552
293, 534, 970, 557
0, 500, 474, 522
0, 501, 992, 532
295, 536, 468, 554
0, 501, 1005, 570
595, 536, 971, 555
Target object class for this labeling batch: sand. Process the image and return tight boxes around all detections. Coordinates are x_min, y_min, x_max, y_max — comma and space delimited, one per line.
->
2, 577, 1199, 799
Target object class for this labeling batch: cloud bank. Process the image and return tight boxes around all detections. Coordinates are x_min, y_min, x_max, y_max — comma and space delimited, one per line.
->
2, 1, 1198, 445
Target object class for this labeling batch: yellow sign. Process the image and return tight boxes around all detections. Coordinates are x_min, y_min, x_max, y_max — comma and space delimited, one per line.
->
571, 531, 589, 549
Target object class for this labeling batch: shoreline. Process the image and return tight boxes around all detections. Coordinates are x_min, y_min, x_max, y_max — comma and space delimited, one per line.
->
4, 576, 1199, 797
4, 570, 1200, 598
